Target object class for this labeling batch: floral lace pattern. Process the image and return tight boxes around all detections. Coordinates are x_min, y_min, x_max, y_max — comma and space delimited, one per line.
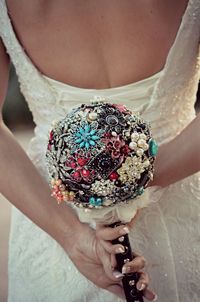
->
0, 0, 200, 301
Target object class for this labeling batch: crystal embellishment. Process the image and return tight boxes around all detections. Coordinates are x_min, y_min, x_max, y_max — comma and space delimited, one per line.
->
149, 139, 158, 157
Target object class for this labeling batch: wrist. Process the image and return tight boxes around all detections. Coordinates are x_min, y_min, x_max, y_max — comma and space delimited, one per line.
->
48, 201, 84, 250
57, 209, 86, 253
64, 222, 93, 261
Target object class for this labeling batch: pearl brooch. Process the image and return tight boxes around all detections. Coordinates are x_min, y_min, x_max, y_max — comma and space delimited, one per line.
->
131, 132, 139, 141
88, 111, 98, 121
129, 141, 137, 150
136, 148, 144, 157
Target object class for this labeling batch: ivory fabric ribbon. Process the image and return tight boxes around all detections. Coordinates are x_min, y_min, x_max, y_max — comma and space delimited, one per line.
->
74, 186, 163, 225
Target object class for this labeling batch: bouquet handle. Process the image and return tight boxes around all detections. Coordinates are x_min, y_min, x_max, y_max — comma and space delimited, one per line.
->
110, 222, 144, 302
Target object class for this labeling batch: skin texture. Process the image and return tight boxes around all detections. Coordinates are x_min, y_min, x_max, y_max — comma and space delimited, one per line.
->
1, 0, 199, 300
6, 0, 188, 88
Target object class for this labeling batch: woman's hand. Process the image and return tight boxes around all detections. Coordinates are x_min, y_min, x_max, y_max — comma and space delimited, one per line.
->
65, 222, 157, 301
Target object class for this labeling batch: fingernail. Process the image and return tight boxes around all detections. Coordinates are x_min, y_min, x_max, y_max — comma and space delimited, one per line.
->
153, 294, 158, 301
116, 246, 125, 253
137, 283, 145, 291
122, 266, 130, 274
112, 270, 124, 279
119, 227, 129, 235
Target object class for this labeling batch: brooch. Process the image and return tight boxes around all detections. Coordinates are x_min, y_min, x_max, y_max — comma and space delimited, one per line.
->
46, 98, 158, 209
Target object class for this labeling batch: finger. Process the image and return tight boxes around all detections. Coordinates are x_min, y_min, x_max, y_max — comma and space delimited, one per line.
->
122, 256, 146, 274
136, 271, 149, 291
100, 249, 123, 282
111, 253, 117, 269
100, 239, 126, 254
136, 272, 157, 301
143, 288, 157, 301
96, 224, 129, 241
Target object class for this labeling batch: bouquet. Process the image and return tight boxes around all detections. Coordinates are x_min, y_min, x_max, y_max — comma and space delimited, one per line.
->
46, 97, 158, 302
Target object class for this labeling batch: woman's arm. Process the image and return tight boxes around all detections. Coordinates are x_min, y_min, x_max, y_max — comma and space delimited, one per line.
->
151, 113, 200, 187
0, 41, 83, 248
0, 38, 113, 284
0, 39, 156, 300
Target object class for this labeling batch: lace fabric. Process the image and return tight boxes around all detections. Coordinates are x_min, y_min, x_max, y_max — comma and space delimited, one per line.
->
0, 0, 200, 301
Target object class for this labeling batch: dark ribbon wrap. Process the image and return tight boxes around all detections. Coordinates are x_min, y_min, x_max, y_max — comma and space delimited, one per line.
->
110, 222, 144, 302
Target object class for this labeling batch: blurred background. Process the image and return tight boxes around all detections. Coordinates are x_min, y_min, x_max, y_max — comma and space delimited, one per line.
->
0, 66, 199, 302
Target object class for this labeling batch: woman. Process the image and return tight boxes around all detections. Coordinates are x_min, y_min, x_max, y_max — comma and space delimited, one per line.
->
0, 0, 200, 301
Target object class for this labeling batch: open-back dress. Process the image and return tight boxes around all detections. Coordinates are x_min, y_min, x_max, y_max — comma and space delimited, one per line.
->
0, 0, 200, 301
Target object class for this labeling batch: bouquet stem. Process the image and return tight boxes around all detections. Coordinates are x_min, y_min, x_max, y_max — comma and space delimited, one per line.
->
110, 222, 144, 302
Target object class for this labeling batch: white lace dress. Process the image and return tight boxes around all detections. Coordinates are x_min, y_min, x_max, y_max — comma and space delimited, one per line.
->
0, 0, 200, 301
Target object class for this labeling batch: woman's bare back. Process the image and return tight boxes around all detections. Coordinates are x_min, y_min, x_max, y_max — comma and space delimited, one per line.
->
6, 0, 188, 88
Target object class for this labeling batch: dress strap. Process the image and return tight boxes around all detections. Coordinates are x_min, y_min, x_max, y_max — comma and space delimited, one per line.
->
151, 0, 200, 99
145, 0, 200, 123
0, 0, 56, 103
